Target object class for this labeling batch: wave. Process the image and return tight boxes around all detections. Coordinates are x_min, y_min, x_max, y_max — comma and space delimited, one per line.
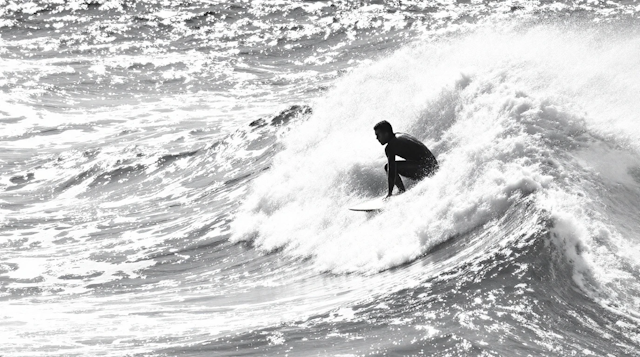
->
231, 21, 640, 322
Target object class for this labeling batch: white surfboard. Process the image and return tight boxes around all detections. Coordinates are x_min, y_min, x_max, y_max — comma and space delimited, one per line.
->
348, 196, 386, 212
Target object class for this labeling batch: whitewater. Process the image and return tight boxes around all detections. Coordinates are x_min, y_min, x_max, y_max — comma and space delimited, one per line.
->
1, 0, 640, 356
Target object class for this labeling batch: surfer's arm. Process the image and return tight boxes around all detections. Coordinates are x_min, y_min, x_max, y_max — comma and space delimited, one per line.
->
386, 148, 396, 197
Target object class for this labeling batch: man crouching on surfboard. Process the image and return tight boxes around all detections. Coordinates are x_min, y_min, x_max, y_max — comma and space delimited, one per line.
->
374, 120, 438, 198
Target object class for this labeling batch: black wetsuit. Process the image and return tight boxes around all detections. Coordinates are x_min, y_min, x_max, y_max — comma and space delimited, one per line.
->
385, 133, 438, 180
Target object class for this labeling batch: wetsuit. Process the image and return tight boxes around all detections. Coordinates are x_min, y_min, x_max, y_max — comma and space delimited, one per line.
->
384, 133, 438, 180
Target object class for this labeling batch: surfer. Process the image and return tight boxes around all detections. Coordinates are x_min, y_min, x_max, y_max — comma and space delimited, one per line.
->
374, 120, 438, 198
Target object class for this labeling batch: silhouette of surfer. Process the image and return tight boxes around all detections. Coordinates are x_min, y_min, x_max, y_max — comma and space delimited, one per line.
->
374, 120, 438, 198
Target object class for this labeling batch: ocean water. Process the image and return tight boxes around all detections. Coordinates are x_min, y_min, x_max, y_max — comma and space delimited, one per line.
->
2, 0, 640, 356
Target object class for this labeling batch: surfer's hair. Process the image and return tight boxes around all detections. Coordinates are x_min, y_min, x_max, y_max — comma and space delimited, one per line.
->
374, 120, 393, 134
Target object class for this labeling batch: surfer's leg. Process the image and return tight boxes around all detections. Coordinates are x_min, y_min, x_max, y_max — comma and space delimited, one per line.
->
384, 163, 406, 193
396, 161, 425, 180
397, 160, 439, 180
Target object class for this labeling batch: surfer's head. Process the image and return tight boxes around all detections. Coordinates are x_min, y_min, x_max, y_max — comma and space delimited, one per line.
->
374, 120, 393, 145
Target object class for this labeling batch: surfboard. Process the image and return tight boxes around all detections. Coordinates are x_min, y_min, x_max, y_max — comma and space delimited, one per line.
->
348, 196, 386, 212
